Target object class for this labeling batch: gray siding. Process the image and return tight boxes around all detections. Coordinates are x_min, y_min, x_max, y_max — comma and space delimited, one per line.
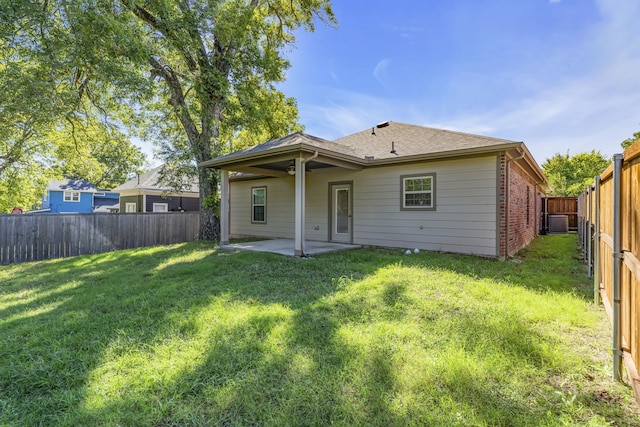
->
145, 194, 199, 212
230, 179, 295, 238
120, 195, 143, 213
229, 155, 498, 256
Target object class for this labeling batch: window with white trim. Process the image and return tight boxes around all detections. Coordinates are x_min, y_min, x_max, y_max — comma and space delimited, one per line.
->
252, 187, 266, 223
63, 191, 80, 202
125, 202, 137, 212
401, 174, 436, 210
153, 203, 168, 212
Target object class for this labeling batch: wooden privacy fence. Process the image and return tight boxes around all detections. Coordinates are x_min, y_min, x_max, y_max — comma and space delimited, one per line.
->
543, 197, 578, 232
0, 212, 200, 265
578, 139, 640, 403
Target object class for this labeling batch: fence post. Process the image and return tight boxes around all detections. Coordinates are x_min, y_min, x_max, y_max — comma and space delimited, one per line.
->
579, 192, 586, 257
593, 177, 601, 306
612, 153, 624, 381
577, 194, 582, 249
587, 185, 593, 277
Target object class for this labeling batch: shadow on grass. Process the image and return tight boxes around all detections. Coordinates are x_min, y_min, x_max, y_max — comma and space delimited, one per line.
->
0, 234, 633, 426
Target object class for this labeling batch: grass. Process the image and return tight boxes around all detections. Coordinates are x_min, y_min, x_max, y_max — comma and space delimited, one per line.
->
0, 234, 638, 426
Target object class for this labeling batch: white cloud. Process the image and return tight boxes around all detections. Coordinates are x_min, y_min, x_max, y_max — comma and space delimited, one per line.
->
299, 90, 397, 139
295, 0, 640, 164
372, 58, 392, 88
466, 0, 640, 161
390, 25, 424, 38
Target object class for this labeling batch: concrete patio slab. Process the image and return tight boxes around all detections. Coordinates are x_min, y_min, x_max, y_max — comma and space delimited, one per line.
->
220, 239, 361, 257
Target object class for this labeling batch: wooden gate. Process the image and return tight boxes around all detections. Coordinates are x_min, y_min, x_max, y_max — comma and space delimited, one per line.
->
542, 197, 578, 232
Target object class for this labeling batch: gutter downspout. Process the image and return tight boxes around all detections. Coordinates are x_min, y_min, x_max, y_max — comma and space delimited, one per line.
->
302, 150, 319, 165
612, 153, 624, 381
534, 180, 546, 235
544, 197, 549, 234
505, 148, 525, 258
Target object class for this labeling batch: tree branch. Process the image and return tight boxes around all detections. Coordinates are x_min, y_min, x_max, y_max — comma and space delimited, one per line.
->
178, 0, 210, 70
148, 56, 200, 144
0, 126, 35, 176
121, 0, 199, 72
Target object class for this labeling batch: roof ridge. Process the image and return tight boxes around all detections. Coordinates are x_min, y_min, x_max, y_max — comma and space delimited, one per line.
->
336, 121, 520, 144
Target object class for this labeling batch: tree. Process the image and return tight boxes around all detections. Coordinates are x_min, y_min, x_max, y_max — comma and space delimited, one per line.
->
0, 154, 54, 213
622, 131, 640, 150
1, 0, 335, 239
0, 2, 148, 212
48, 119, 147, 190
542, 151, 610, 197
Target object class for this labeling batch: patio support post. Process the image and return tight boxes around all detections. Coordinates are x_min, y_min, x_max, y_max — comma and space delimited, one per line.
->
294, 156, 306, 257
220, 169, 230, 245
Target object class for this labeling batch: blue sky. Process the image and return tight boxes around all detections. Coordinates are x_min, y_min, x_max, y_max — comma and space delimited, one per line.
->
272, 0, 640, 165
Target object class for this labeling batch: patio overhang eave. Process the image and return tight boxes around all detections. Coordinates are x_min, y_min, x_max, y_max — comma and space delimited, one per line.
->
199, 143, 365, 170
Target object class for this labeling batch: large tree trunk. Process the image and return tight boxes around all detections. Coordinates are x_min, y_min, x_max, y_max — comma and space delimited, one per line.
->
194, 100, 223, 241
197, 164, 219, 241
145, 56, 223, 241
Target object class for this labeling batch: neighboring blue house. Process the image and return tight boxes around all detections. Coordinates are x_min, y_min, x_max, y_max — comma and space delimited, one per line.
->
92, 190, 121, 213
41, 179, 120, 213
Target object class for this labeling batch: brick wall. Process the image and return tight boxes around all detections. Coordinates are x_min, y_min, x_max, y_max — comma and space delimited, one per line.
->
498, 154, 507, 258
507, 162, 540, 255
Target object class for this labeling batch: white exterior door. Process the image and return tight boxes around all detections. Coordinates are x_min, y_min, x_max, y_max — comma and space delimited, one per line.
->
330, 183, 352, 243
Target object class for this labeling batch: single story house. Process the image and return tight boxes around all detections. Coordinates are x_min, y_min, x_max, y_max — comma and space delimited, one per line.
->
200, 121, 549, 258
113, 165, 199, 213
41, 179, 119, 213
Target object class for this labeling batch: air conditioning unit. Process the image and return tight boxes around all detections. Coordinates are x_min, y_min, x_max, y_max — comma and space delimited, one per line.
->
548, 215, 569, 234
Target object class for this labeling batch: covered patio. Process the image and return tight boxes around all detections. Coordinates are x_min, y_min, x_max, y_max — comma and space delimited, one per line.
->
201, 133, 364, 257
220, 239, 361, 257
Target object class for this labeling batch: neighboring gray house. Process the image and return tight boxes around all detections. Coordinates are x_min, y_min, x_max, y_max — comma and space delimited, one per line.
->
200, 121, 549, 258
112, 166, 200, 213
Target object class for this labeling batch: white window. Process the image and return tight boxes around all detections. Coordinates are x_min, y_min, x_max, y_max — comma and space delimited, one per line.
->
125, 202, 137, 212
153, 203, 168, 212
251, 187, 266, 223
63, 191, 80, 202
401, 174, 436, 210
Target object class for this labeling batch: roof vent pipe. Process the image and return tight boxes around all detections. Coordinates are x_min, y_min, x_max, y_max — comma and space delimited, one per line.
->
390, 141, 397, 154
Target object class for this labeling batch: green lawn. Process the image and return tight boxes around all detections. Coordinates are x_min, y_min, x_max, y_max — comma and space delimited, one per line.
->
1, 234, 638, 426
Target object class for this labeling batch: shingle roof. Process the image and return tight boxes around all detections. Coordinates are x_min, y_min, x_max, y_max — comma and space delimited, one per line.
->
334, 121, 520, 160
112, 165, 199, 193
202, 132, 360, 166
200, 123, 522, 170
46, 179, 97, 192
93, 198, 120, 212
